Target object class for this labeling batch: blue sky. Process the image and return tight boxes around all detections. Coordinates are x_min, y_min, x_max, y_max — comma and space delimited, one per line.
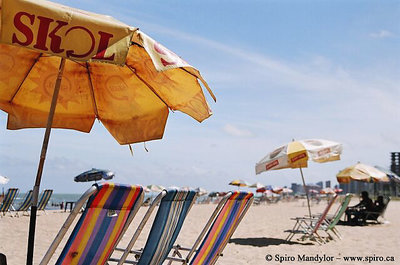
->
0, 0, 399, 193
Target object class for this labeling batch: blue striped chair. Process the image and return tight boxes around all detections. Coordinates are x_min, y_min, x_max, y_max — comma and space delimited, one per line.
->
37, 189, 53, 212
16, 190, 33, 216
0, 188, 19, 216
39, 183, 144, 265
111, 189, 197, 265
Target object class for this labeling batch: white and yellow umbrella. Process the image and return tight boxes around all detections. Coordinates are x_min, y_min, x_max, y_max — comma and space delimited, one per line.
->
256, 139, 343, 216
229, 179, 248, 189
336, 162, 390, 184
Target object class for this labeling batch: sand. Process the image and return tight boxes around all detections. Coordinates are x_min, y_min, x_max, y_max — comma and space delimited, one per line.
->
1, 198, 399, 265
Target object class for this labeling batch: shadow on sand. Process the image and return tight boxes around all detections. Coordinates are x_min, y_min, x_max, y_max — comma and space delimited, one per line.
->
229, 237, 314, 247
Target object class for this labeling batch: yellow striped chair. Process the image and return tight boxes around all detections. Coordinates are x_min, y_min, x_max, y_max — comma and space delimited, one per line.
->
167, 191, 254, 265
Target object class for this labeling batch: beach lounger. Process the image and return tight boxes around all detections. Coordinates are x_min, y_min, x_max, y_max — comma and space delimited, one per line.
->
286, 193, 338, 244
40, 183, 144, 265
362, 197, 391, 224
110, 189, 197, 265
37, 189, 53, 213
15, 190, 33, 216
0, 188, 19, 216
165, 191, 254, 265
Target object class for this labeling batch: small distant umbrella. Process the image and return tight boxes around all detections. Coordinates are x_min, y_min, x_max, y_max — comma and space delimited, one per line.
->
248, 182, 265, 189
0, 175, 10, 185
320, 187, 336, 194
334, 188, 343, 193
282, 188, 293, 194
147, 184, 165, 192
309, 189, 319, 194
256, 187, 267, 193
229, 179, 248, 189
74, 168, 114, 182
272, 186, 283, 194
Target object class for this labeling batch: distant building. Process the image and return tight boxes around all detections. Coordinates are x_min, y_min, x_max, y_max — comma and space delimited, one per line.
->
316, 181, 323, 189
391, 152, 400, 176
325, 180, 331, 188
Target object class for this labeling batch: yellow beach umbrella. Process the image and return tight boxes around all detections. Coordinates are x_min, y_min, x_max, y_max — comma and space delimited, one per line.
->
229, 179, 248, 188
0, 0, 214, 263
256, 139, 343, 216
336, 162, 390, 184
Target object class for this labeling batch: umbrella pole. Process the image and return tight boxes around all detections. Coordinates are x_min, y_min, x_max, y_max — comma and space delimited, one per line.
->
27, 58, 66, 265
299, 167, 312, 217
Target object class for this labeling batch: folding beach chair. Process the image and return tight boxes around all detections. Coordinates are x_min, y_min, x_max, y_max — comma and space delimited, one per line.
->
109, 189, 197, 265
362, 197, 391, 224
37, 189, 53, 213
166, 191, 254, 265
15, 190, 33, 216
40, 183, 144, 265
0, 188, 19, 216
321, 193, 353, 239
286, 193, 338, 244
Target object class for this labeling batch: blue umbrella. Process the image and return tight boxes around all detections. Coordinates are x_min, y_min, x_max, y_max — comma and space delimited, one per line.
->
74, 168, 114, 182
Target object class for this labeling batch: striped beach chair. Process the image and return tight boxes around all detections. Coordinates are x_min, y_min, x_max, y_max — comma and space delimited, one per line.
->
167, 191, 254, 265
16, 190, 33, 216
0, 188, 19, 216
37, 189, 53, 213
40, 183, 144, 265
285, 193, 339, 244
110, 189, 197, 265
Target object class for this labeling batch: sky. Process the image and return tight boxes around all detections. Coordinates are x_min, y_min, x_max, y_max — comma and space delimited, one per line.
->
0, 0, 399, 194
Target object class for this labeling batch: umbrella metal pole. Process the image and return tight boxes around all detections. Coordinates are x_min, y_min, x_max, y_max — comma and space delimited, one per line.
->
299, 167, 312, 217
27, 58, 66, 265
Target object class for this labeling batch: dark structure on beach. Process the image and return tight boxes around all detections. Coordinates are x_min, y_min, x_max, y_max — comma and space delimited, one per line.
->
391, 152, 400, 176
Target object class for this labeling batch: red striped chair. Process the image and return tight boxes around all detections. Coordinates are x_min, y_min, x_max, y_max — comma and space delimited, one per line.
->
167, 191, 254, 265
39, 183, 144, 265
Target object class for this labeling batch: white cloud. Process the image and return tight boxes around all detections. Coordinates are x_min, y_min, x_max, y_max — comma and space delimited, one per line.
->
223, 124, 253, 137
369, 30, 395, 39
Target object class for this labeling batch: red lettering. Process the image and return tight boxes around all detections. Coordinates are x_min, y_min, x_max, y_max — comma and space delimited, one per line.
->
65, 26, 95, 58
92, 31, 115, 61
12, 12, 34, 46
33, 16, 52, 51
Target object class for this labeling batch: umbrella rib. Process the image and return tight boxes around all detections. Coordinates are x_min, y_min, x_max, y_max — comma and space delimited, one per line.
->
85, 62, 100, 119
126, 65, 171, 110
9, 53, 43, 103
179, 67, 216, 102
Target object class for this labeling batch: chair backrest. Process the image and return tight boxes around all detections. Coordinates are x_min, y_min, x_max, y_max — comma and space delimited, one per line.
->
328, 193, 352, 229
17, 190, 33, 211
189, 191, 254, 265
137, 189, 197, 265
37, 189, 53, 211
380, 197, 391, 217
53, 183, 143, 265
312, 194, 338, 234
0, 188, 19, 213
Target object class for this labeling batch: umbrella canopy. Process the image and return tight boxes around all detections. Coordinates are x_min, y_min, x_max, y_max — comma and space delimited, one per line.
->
272, 186, 283, 194
146, 184, 165, 192
74, 168, 114, 182
255, 139, 342, 173
248, 182, 265, 189
336, 162, 390, 183
320, 187, 336, 194
0, 175, 10, 185
229, 179, 248, 187
282, 188, 293, 193
374, 165, 400, 183
256, 139, 343, 217
256, 187, 267, 193
0, 1, 214, 263
334, 188, 343, 193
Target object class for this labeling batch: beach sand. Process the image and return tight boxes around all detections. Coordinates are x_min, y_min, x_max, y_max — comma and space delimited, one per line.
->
1, 198, 399, 265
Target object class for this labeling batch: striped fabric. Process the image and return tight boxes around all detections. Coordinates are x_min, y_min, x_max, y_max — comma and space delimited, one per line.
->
55, 183, 143, 265
137, 189, 196, 265
37, 189, 53, 211
0, 188, 19, 213
17, 190, 33, 212
190, 191, 253, 265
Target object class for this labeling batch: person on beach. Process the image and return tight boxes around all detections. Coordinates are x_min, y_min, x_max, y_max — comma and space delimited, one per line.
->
345, 191, 374, 224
